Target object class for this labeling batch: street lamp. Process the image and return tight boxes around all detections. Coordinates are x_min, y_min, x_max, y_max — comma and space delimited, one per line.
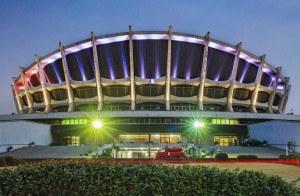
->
93, 120, 103, 155
93, 120, 103, 129
194, 121, 204, 128
193, 121, 205, 147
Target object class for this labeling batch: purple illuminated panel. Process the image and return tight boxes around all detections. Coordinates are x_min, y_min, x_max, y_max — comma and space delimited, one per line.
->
97, 41, 130, 79
261, 71, 276, 87
66, 48, 95, 81
236, 59, 258, 84
133, 40, 167, 78
206, 47, 234, 81
43, 59, 65, 84
171, 41, 204, 79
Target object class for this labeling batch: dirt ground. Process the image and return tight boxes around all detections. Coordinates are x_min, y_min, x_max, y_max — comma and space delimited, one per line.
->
193, 163, 300, 187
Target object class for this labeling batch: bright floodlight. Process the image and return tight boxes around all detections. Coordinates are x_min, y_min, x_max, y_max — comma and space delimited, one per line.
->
194, 121, 204, 128
93, 120, 103, 129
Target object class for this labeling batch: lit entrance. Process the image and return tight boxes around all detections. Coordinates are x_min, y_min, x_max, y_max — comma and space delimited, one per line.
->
62, 136, 80, 146
214, 136, 238, 146
119, 134, 181, 143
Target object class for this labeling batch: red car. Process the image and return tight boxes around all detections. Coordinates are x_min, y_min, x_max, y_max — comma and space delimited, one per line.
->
156, 146, 187, 159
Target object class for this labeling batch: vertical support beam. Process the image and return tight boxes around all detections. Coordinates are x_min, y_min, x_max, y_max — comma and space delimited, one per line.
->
198, 32, 210, 110
227, 42, 242, 112
91, 32, 103, 110
165, 26, 172, 110
129, 25, 136, 110
282, 85, 291, 114
250, 55, 266, 113
11, 78, 24, 114
19, 67, 35, 113
59, 42, 75, 112
279, 77, 290, 114
35, 54, 52, 112
11, 85, 20, 114
267, 67, 281, 113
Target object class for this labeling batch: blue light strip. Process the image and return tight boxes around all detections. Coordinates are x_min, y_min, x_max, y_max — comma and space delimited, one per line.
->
120, 42, 129, 78
239, 61, 250, 83
52, 61, 62, 83
105, 45, 115, 80
155, 42, 160, 78
75, 52, 87, 81
88, 48, 95, 74
139, 41, 145, 78
172, 43, 181, 78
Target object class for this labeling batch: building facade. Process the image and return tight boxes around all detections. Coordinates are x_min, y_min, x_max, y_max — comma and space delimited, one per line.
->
5, 27, 296, 157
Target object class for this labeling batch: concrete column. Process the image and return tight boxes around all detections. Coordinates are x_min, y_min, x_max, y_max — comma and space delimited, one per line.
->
267, 67, 281, 113
35, 54, 52, 112
91, 32, 103, 110
19, 67, 35, 113
227, 42, 242, 112
10, 85, 20, 114
198, 32, 210, 110
279, 77, 290, 114
165, 26, 172, 110
59, 42, 75, 112
282, 85, 291, 114
250, 55, 266, 113
129, 26, 136, 110
11, 78, 24, 114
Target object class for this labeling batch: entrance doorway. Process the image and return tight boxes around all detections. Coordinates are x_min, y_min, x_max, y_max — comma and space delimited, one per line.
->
214, 136, 238, 146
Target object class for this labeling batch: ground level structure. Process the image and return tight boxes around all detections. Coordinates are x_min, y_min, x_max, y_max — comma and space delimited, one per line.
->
0, 111, 299, 156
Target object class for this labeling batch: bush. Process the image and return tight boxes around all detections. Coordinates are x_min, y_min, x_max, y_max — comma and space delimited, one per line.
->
237, 155, 258, 160
285, 154, 300, 160
215, 152, 228, 160
4, 156, 14, 165
279, 155, 287, 160
0, 157, 6, 167
0, 162, 299, 195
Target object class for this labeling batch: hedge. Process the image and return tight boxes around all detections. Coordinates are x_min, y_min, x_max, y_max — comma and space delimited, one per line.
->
0, 161, 298, 195
237, 155, 258, 160
215, 152, 228, 160
279, 154, 300, 160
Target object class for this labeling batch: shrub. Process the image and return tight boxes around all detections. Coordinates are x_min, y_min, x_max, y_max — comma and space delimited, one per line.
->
0, 157, 6, 167
237, 155, 258, 160
4, 156, 14, 165
0, 163, 299, 195
13, 159, 26, 165
215, 152, 228, 160
279, 155, 287, 160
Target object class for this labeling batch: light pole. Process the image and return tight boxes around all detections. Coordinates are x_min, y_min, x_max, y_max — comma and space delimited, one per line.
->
193, 121, 205, 147
93, 120, 103, 155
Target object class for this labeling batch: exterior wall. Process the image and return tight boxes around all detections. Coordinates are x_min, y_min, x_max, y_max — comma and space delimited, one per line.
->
0, 121, 52, 153
12, 30, 289, 115
248, 120, 300, 153
51, 123, 247, 146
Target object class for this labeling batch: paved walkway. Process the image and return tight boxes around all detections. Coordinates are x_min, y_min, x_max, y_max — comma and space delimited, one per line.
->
0, 146, 97, 159
218, 146, 288, 158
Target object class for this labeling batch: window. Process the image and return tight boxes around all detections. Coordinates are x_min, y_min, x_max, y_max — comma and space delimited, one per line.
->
73, 86, 97, 99
49, 89, 68, 101
204, 86, 228, 99
171, 85, 198, 97
233, 88, 252, 100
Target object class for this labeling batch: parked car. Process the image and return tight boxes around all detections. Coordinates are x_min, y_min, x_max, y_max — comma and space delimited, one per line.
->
242, 139, 263, 147
156, 146, 187, 159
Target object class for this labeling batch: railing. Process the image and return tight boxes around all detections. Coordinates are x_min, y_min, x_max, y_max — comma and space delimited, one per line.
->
114, 143, 184, 148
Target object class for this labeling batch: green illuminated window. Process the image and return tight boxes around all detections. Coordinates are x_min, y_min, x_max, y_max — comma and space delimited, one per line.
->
61, 119, 88, 125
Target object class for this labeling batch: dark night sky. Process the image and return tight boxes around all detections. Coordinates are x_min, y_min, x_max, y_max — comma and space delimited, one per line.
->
0, 0, 299, 114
